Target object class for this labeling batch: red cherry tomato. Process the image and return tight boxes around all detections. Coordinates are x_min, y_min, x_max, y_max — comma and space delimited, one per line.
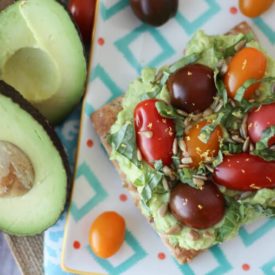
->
68, 0, 96, 43
134, 99, 175, 166
89, 211, 125, 259
239, 0, 273, 18
213, 153, 275, 191
247, 103, 275, 146
224, 47, 267, 99
185, 121, 223, 167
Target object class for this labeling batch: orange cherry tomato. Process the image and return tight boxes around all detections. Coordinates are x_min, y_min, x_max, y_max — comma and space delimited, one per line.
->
185, 121, 223, 167
224, 47, 267, 99
89, 211, 126, 259
239, 0, 273, 18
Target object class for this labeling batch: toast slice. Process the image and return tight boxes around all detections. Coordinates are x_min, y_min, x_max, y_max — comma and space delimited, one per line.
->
91, 22, 256, 263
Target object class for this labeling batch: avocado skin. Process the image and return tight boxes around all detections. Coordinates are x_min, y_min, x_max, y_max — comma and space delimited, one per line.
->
0, 80, 72, 234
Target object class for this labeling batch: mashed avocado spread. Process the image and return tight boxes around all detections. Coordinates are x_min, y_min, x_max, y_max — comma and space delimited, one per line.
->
108, 31, 275, 251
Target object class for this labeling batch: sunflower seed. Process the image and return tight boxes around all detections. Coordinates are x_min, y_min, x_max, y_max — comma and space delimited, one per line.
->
242, 137, 250, 152
203, 108, 213, 117
193, 177, 205, 189
249, 142, 255, 152
178, 139, 187, 152
240, 114, 248, 138
176, 109, 188, 116
138, 130, 153, 138
214, 100, 224, 113
137, 149, 142, 161
166, 224, 182, 235
162, 177, 169, 191
163, 166, 173, 177
232, 135, 245, 143
178, 164, 190, 168
172, 138, 178, 155
181, 157, 193, 164
205, 164, 214, 173
193, 174, 208, 181
270, 145, 275, 151
210, 97, 220, 110
229, 99, 236, 108
190, 113, 202, 122
184, 125, 192, 134
184, 117, 192, 127
238, 191, 253, 200
158, 204, 168, 217
234, 39, 246, 52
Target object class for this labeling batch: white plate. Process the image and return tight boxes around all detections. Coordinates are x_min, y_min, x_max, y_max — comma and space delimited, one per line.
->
62, 1, 275, 274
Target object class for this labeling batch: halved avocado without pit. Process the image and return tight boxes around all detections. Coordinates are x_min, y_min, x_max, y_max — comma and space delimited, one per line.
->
0, 81, 70, 236
0, 0, 87, 124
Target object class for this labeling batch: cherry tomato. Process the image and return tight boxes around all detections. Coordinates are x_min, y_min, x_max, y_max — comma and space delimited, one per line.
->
89, 211, 126, 259
167, 64, 217, 113
224, 47, 267, 99
68, 0, 96, 43
213, 153, 275, 191
247, 103, 275, 146
130, 0, 178, 26
169, 181, 225, 229
134, 99, 175, 166
239, 0, 273, 18
185, 121, 223, 167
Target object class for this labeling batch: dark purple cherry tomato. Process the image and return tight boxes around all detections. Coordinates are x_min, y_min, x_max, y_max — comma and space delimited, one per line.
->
167, 64, 217, 113
68, 0, 96, 43
213, 153, 275, 191
130, 0, 178, 26
169, 181, 225, 229
134, 99, 175, 166
247, 103, 275, 146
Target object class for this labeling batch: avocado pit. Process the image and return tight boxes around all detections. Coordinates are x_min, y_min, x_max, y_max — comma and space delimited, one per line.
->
0, 141, 34, 197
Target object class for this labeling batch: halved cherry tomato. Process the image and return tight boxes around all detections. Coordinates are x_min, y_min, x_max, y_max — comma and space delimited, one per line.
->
247, 103, 275, 146
224, 47, 267, 99
185, 121, 223, 167
134, 99, 175, 166
239, 0, 273, 18
213, 153, 275, 191
169, 181, 225, 229
68, 0, 96, 43
89, 211, 125, 259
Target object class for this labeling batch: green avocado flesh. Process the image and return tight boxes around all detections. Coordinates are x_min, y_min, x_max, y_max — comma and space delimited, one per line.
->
109, 31, 275, 251
0, 81, 69, 236
0, 0, 86, 123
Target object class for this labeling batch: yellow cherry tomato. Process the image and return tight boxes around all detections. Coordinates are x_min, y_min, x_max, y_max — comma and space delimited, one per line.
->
89, 211, 126, 258
185, 121, 223, 167
239, 0, 273, 18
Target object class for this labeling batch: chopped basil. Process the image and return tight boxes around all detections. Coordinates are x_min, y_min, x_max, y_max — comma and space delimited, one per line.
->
252, 126, 275, 161
109, 122, 138, 164
255, 126, 275, 150
155, 101, 178, 119
154, 160, 163, 171
155, 101, 185, 137
234, 77, 275, 102
198, 112, 224, 143
141, 169, 165, 204
223, 32, 254, 58
178, 168, 197, 188
213, 150, 224, 167
169, 53, 201, 73
222, 142, 243, 154
214, 69, 228, 104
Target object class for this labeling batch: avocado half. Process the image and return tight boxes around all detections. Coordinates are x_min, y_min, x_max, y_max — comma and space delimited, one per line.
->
0, 0, 87, 124
0, 81, 71, 236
